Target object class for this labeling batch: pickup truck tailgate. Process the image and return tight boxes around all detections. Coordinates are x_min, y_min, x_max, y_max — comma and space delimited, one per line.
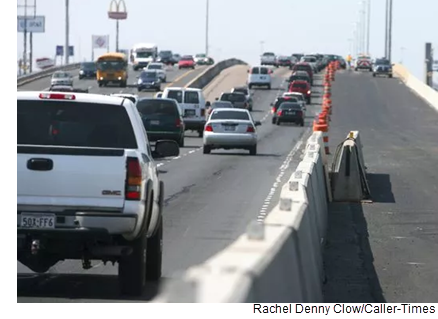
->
18, 150, 127, 208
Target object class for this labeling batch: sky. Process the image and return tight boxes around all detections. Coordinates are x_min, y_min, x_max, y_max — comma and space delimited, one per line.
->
16, 0, 438, 80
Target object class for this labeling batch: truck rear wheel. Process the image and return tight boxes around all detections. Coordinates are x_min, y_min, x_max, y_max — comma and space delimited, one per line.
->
118, 233, 147, 296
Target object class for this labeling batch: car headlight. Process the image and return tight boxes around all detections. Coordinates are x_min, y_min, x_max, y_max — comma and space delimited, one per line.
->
138, 79, 143, 84
79, 70, 84, 74
100, 77, 103, 80
118, 76, 122, 80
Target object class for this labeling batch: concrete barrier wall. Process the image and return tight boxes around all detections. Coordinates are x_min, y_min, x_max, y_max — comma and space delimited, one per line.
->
17, 63, 81, 87
152, 131, 330, 302
186, 58, 247, 89
393, 63, 438, 113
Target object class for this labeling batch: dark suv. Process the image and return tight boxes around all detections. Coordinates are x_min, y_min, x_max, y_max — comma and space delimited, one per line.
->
79, 62, 97, 79
291, 63, 314, 85
136, 98, 185, 147
373, 58, 393, 78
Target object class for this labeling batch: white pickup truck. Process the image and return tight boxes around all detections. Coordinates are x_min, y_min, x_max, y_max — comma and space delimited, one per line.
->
17, 91, 179, 296
260, 52, 278, 67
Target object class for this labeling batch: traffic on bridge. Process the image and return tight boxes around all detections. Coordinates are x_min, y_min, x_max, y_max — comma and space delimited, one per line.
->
15, 0, 438, 308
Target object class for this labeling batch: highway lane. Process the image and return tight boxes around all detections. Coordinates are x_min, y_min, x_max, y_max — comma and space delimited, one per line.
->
323, 70, 438, 302
17, 65, 208, 97
17, 66, 325, 302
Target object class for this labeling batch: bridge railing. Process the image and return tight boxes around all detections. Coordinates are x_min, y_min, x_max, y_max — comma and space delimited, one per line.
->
17, 63, 81, 87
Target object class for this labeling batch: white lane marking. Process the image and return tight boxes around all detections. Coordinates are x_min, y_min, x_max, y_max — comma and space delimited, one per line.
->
256, 129, 310, 223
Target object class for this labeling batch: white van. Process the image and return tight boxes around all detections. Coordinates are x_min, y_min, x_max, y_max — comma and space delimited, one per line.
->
162, 87, 211, 137
247, 66, 272, 90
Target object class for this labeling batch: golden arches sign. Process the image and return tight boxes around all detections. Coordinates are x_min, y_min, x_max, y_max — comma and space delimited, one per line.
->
108, 0, 128, 20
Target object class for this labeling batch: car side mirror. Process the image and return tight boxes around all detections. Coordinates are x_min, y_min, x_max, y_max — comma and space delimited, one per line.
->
270, 103, 273, 106
205, 101, 211, 107
254, 121, 262, 126
215, 97, 219, 101
152, 140, 180, 158
247, 69, 250, 73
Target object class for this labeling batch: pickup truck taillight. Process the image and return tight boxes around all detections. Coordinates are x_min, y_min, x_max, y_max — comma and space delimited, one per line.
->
125, 157, 142, 201
176, 118, 182, 127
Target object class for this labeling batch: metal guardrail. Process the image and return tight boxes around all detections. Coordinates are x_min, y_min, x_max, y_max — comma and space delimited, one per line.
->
17, 63, 81, 87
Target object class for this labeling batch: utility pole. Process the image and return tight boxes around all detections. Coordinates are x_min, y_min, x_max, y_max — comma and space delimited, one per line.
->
366, 0, 371, 54
65, 0, 70, 64
425, 43, 433, 87
384, 0, 389, 58
23, 0, 28, 74
116, 20, 119, 52
388, 0, 393, 61
205, 0, 209, 56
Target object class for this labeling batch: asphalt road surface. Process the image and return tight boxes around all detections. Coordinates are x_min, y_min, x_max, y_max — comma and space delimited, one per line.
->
18, 66, 325, 302
323, 69, 438, 303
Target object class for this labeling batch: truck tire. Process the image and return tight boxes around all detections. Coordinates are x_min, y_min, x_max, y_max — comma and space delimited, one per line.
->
146, 215, 162, 281
118, 232, 147, 296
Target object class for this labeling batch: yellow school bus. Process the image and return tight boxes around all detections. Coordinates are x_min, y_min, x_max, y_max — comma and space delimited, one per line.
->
96, 52, 128, 87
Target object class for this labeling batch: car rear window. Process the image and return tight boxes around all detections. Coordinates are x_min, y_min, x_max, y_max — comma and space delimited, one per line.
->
212, 101, 233, 108
292, 83, 308, 89
295, 65, 311, 71
220, 93, 245, 102
137, 99, 179, 117
210, 110, 249, 121
280, 103, 302, 110
184, 91, 200, 104
260, 67, 269, 75
166, 90, 183, 103
233, 88, 248, 95
251, 67, 259, 74
263, 52, 275, 56
17, 100, 137, 149
275, 98, 297, 107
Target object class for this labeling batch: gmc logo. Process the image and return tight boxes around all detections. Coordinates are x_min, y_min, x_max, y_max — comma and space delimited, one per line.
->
102, 190, 122, 196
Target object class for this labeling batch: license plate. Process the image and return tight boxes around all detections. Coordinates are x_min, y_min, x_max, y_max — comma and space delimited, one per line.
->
150, 120, 160, 125
21, 213, 56, 229
185, 110, 196, 117
287, 111, 296, 115
224, 125, 235, 131
260, 76, 266, 79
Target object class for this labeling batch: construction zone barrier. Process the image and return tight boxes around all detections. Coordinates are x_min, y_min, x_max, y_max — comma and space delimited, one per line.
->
330, 131, 371, 203
152, 131, 331, 303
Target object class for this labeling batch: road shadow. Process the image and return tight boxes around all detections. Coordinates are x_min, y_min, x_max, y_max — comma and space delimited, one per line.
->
180, 145, 201, 149
17, 273, 163, 302
250, 110, 265, 113
367, 173, 396, 203
322, 202, 385, 302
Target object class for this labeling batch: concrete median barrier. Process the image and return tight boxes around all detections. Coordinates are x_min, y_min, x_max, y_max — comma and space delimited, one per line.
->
393, 63, 438, 113
185, 59, 247, 89
152, 131, 330, 302
17, 63, 81, 87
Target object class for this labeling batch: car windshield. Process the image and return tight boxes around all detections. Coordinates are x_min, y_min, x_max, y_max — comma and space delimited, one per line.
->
263, 52, 275, 56
53, 72, 68, 78
148, 64, 162, 70
233, 88, 248, 95
81, 62, 96, 70
181, 56, 193, 61
141, 72, 157, 80
137, 99, 178, 117
166, 90, 183, 103
280, 103, 302, 110
136, 51, 153, 58
292, 83, 308, 89
279, 56, 289, 60
96, 60, 126, 71
196, 54, 206, 57
17, 100, 137, 149
210, 110, 250, 121
376, 59, 390, 65
220, 93, 245, 102
295, 64, 310, 71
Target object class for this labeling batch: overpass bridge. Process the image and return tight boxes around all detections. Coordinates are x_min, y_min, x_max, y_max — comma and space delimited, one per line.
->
17, 60, 438, 303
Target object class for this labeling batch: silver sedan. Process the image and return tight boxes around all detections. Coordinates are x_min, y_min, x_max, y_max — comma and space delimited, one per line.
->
51, 71, 73, 87
203, 108, 261, 155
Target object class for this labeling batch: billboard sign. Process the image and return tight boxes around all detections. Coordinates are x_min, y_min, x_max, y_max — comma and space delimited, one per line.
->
433, 60, 438, 72
108, 0, 127, 20
17, 16, 45, 33
92, 35, 109, 49
56, 46, 64, 56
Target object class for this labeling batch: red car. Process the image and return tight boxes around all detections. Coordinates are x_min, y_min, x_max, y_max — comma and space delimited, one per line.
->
291, 63, 314, 85
178, 55, 195, 69
289, 80, 311, 104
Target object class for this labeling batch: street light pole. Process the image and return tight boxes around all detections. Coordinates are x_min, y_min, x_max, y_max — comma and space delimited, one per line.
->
366, 0, 371, 54
205, 0, 209, 56
384, 0, 389, 58
388, 0, 393, 62
65, 0, 70, 64
116, 20, 119, 52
